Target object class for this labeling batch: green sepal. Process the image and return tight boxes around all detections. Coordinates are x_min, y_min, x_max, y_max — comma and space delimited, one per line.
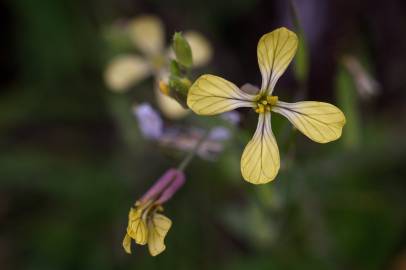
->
169, 60, 181, 77
172, 32, 193, 68
168, 76, 191, 109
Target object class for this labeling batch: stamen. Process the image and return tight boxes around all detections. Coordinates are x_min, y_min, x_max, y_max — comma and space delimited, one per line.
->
255, 104, 265, 113
254, 95, 279, 114
159, 81, 170, 96
267, 95, 279, 106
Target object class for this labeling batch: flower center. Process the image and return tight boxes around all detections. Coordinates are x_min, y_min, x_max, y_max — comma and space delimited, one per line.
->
254, 94, 278, 113
151, 55, 165, 70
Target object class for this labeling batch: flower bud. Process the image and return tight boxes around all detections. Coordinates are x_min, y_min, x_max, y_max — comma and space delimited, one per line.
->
172, 32, 193, 68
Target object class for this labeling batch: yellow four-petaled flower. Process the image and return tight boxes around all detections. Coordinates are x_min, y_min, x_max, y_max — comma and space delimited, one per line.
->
123, 200, 172, 256
187, 27, 346, 184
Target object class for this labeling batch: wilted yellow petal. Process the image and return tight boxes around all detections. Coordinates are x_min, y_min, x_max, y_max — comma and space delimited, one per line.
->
122, 234, 132, 254
147, 213, 172, 256
128, 15, 165, 56
129, 220, 148, 245
127, 209, 148, 245
104, 55, 150, 92
241, 112, 280, 184
184, 31, 212, 67
155, 88, 189, 119
187, 74, 256, 115
257, 27, 298, 94
272, 101, 346, 143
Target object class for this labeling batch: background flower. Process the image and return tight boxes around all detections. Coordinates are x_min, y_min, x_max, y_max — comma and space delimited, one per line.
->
104, 15, 213, 119
2, 0, 406, 269
133, 103, 231, 160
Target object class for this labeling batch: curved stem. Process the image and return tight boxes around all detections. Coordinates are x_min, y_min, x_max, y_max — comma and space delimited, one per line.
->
177, 129, 211, 172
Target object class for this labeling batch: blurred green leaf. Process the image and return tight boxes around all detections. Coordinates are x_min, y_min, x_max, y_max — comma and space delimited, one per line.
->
289, 0, 309, 84
335, 65, 361, 148
294, 31, 309, 84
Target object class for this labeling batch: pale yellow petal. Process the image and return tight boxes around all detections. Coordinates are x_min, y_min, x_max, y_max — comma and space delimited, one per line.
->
104, 55, 151, 92
187, 74, 256, 115
257, 27, 298, 94
241, 112, 280, 184
183, 31, 212, 67
128, 207, 141, 221
272, 101, 346, 143
127, 217, 148, 245
122, 234, 132, 254
155, 69, 188, 119
147, 213, 172, 256
128, 15, 165, 56
155, 88, 189, 119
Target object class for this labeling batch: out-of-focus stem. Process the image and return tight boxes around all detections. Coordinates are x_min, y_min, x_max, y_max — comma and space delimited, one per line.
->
177, 129, 210, 172
139, 129, 210, 205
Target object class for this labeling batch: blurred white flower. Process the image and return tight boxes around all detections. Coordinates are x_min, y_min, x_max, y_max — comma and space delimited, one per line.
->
104, 55, 150, 92
128, 15, 165, 57
209, 127, 231, 141
104, 15, 212, 119
220, 111, 241, 125
167, 31, 213, 68
342, 55, 380, 99
159, 128, 227, 161
240, 83, 260, 95
155, 69, 189, 119
133, 103, 229, 160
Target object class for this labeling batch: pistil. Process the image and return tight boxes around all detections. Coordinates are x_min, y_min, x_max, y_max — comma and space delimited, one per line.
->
254, 94, 278, 113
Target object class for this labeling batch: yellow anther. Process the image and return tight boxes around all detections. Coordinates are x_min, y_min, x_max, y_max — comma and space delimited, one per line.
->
255, 104, 265, 113
254, 95, 279, 114
158, 80, 170, 96
254, 94, 262, 101
267, 95, 279, 106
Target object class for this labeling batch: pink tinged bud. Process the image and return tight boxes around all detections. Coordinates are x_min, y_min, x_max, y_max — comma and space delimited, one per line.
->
140, 169, 178, 203
155, 170, 185, 204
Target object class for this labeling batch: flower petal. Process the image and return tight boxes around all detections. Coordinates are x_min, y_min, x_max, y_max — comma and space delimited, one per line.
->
155, 88, 189, 119
104, 55, 151, 92
147, 213, 172, 256
187, 74, 256, 115
122, 234, 132, 254
241, 112, 280, 184
133, 103, 164, 139
128, 15, 165, 56
272, 101, 346, 143
128, 218, 148, 245
257, 27, 298, 94
127, 208, 148, 245
184, 31, 212, 67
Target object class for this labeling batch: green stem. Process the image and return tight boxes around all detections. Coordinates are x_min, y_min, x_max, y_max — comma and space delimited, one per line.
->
177, 129, 211, 171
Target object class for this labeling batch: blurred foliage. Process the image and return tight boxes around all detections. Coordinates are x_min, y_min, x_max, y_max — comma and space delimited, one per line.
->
1, 0, 406, 270
336, 65, 361, 148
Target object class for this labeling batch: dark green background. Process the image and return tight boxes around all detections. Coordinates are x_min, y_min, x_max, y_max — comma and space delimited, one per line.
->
1, 0, 406, 269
